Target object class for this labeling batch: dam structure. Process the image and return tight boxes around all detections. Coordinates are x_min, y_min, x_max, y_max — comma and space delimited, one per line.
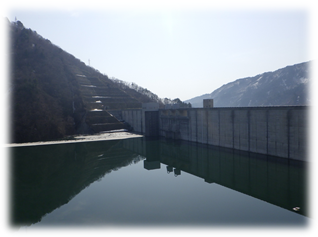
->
116, 101, 308, 161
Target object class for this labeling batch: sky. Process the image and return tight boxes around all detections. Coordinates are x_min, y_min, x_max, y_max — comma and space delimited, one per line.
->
2, 1, 315, 102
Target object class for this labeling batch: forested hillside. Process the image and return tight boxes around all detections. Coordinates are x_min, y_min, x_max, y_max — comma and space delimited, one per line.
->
186, 62, 309, 108
9, 19, 184, 143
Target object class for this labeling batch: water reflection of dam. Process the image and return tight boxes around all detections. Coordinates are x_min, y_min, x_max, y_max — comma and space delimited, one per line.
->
11, 137, 307, 226
123, 137, 307, 216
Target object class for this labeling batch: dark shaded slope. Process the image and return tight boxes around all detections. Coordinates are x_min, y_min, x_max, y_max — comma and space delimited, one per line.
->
9, 20, 156, 143
10, 21, 81, 142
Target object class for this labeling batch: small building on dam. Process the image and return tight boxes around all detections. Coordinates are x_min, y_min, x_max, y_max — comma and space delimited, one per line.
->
118, 101, 308, 162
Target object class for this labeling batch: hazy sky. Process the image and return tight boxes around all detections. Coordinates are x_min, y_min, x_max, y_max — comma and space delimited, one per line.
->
4, 1, 313, 101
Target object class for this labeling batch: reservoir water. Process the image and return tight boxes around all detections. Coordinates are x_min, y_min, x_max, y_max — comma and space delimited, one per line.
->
10, 137, 309, 227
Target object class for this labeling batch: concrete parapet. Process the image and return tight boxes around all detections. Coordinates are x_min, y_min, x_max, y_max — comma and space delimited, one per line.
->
249, 109, 267, 154
233, 109, 249, 151
158, 106, 308, 161
122, 106, 308, 161
142, 102, 159, 111
122, 109, 143, 133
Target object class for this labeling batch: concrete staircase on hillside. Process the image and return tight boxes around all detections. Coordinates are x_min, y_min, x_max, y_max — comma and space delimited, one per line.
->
85, 110, 125, 133
73, 72, 141, 133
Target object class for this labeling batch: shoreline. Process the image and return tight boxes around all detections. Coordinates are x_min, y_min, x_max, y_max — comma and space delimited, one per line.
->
5, 132, 143, 147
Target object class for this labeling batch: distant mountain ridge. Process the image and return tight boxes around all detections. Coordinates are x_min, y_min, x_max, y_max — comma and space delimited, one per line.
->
185, 62, 310, 108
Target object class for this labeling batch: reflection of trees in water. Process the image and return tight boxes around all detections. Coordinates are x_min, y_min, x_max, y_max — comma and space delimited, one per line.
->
11, 139, 144, 227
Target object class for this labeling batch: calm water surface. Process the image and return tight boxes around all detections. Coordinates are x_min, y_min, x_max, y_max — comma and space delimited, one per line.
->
10, 137, 308, 227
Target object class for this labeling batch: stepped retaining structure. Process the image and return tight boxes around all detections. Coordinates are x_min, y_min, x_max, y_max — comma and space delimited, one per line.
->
74, 72, 142, 133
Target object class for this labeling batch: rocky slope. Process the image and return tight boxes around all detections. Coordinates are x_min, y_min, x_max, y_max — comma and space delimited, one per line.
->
185, 62, 310, 108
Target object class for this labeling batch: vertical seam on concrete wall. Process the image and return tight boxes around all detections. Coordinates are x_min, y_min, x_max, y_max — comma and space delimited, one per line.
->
189, 110, 191, 142
196, 109, 198, 143
248, 109, 250, 151
206, 109, 209, 144
232, 109, 234, 149
201, 110, 203, 143
287, 109, 291, 159
266, 109, 269, 155
141, 110, 143, 134
218, 109, 220, 146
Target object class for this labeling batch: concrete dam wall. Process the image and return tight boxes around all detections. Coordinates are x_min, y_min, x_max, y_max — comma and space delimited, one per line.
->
120, 106, 308, 161
122, 109, 143, 133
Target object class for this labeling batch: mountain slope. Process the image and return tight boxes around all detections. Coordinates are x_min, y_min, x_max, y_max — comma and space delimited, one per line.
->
185, 62, 310, 108
9, 20, 164, 143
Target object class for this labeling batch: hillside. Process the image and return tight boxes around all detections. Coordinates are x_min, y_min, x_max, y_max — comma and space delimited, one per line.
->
9, 19, 179, 143
185, 62, 310, 108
